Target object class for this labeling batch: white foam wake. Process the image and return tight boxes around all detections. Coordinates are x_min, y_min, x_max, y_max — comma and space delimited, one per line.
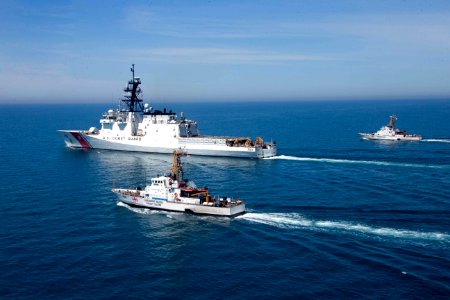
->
422, 139, 450, 143
265, 155, 445, 169
237, 213, 450, 242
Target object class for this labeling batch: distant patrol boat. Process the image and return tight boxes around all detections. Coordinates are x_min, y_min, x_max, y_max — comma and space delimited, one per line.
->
113, 150, 245, 217
59, 65, 277, 158
359, 115, 422, 141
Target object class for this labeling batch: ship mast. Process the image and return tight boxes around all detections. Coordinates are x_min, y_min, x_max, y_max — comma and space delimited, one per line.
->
388, 115, 397, 128
122, 64, 144, 112
170, 149, 187, 181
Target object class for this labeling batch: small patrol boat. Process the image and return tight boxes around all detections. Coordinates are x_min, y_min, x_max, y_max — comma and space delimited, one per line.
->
359, 115, 422, 141
112, 150, 246, 217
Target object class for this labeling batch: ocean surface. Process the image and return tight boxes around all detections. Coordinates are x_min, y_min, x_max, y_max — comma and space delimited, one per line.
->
1, 100, 449, 299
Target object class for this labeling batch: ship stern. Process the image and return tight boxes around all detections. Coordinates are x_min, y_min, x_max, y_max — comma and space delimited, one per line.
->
256, 142, 277, 158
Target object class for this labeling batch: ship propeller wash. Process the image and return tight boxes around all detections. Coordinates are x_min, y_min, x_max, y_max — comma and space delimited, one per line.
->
359, 115, 422, 141
113, 150, 245, 217
59, 65, 276, 158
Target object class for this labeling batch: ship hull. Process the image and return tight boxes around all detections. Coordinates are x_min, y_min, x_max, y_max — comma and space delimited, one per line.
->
114, 191, 245, 217
359, 133, 422, 141
59, 130, 276, 158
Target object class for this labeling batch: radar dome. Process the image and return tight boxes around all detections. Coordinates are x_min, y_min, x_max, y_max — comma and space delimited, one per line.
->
89, 127, 99, 134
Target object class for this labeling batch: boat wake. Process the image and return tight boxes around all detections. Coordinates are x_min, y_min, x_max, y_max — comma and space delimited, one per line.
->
117, 202, 449, 242
237, 213, 450, 242
422, 139, 450, 143
265, 155, 446, 169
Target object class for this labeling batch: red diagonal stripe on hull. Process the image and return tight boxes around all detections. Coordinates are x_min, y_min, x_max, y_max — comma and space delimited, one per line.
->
71, 132, 91, 148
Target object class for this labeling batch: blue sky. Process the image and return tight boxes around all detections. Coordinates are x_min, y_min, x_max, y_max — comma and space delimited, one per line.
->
1, 0, 449, 103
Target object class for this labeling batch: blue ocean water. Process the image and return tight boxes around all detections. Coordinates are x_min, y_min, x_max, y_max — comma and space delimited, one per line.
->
0, 100, 449, 299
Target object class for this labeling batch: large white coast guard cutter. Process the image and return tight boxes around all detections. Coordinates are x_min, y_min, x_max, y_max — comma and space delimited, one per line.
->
113, 150, 245, 217
59, 65, 277, 158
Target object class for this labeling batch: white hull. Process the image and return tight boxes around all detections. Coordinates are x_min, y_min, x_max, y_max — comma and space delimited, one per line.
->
113, 190, 245, 217
359, 133, 422, 141
59, 130, 276, 158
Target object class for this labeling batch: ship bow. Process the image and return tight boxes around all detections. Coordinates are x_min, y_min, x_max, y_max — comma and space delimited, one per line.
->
58, 130, 92, 149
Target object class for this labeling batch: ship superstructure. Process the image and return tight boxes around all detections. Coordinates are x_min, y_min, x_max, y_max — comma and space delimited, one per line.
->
59, 65, 277, 158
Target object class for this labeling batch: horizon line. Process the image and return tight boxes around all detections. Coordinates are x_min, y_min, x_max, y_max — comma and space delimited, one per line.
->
1, 97, 449, 105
